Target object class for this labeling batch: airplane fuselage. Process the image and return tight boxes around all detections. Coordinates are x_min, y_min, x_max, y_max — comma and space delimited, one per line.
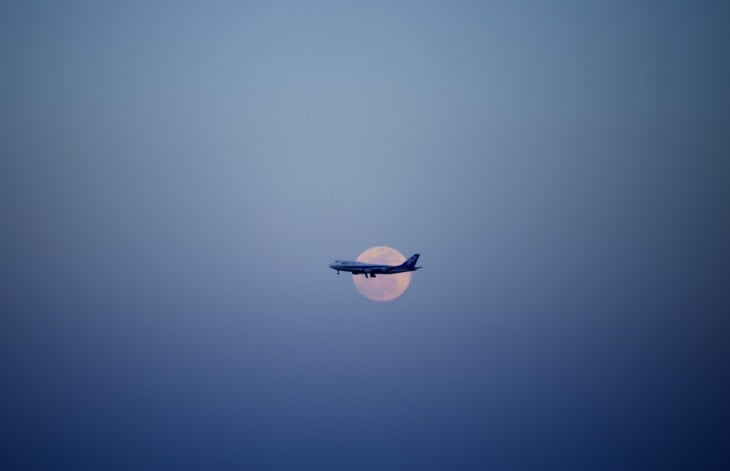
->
330, 254, 421, 278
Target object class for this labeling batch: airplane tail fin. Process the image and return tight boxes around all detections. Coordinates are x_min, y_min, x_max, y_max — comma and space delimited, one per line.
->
402, 253, 420, 268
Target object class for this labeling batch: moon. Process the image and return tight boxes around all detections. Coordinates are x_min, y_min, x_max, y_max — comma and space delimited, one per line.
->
352, 246, 412, 302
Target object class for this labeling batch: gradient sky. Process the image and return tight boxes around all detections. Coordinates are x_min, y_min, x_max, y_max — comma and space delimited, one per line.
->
2, 1, 729, 469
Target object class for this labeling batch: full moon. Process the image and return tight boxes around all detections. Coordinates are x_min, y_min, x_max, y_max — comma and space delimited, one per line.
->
352, 246, 412, 302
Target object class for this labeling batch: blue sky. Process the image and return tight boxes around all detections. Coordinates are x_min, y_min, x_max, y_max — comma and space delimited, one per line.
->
2, 1, 729, 469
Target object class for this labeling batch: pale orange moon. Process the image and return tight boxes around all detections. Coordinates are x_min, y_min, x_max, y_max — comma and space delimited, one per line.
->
352, 246, 412, 302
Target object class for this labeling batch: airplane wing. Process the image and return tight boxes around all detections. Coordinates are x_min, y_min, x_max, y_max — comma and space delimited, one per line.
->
363, 265, 387, 276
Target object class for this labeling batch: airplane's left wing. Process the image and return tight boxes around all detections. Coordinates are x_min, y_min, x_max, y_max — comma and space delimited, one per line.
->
362, 265, 389, 277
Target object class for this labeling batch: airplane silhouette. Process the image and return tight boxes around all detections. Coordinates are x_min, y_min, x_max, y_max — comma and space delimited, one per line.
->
330, 254, 421, 278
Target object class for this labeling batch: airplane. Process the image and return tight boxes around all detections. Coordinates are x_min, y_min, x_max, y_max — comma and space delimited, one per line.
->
329, 254, 422, 278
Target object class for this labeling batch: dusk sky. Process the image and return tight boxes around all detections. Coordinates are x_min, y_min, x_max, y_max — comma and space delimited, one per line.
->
2, 1, 729, 469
